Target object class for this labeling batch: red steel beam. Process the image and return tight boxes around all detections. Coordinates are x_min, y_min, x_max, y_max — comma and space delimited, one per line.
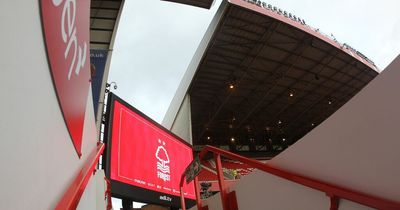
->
198, 145, 400, 210
215, 154, 229, 210
194, 176, 203, 210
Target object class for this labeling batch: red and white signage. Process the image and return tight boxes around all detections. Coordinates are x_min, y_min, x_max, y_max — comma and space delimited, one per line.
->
110, 100, 196, 199
40, 0, 91, 156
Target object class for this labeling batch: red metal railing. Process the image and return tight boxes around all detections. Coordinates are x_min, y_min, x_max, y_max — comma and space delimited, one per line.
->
55, 143, 105, 210
180, 145, 400, 210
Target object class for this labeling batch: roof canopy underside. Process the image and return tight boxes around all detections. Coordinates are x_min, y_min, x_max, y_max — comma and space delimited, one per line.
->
161, 0, 215, 9
188, 3, 378, 154
90, 0, 123, 50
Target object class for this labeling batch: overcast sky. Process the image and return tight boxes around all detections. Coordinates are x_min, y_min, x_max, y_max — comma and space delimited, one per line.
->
107, 0, 399, 207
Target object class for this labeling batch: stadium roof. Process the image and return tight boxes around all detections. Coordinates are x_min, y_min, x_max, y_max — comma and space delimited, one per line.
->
162, 0, 216, 9
163, 0, 379, 156
90, 0, 124, 50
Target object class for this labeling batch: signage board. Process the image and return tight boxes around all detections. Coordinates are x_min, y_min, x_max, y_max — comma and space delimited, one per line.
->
185, 156, 201, 184
105, 93, 196, 208
90, 49, 108, 118
40, 0, 91, 156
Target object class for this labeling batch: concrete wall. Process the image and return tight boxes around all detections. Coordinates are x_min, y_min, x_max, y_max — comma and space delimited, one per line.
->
235, 170, 329, 210
0, 1, 99, 209
77, 169, 107, 210
77, 170, 98, 210
170, 94, 193, 144
271, 55, 400, 202
230, 170, 375, 210
196, 56, 400, 209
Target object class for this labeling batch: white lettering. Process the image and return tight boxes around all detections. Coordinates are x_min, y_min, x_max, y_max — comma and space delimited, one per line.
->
134, 179, 146, 184
61, 0, 76, 43
75, 42, 87, 76
64, 28, 77, 80
157, 171, 171, 182
156, 140, 171, 182
159, 195, 172, 202
56, 0, 87, 80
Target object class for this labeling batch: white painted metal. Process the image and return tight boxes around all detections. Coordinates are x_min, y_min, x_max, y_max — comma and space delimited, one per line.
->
162, 1, 228, 130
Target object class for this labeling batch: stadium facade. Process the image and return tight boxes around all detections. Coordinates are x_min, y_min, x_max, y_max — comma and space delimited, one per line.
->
0, 0, 399, 210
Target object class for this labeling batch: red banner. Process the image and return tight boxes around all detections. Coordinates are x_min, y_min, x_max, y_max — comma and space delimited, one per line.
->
110, 100, 196, 199
40, 0, 91, 156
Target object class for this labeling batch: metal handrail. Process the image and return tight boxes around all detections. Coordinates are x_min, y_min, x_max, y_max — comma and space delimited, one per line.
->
55, 143, 105, 210
180, 145, 400, 210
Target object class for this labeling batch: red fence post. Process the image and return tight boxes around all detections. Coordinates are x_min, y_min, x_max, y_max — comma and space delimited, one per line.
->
180, 185, 186, 210
194, 176, 203, 210
227, 191, 239, 210
104, 177, 113, 210
180, 173, 187, 210
329, 195, 339, 210
194, 145, 400, 210
215, 154, 228, 210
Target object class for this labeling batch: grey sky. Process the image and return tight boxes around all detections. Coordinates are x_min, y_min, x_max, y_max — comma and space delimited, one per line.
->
107, 0, 399, 207
266, 0, 400, 69
108, 0, 221, 123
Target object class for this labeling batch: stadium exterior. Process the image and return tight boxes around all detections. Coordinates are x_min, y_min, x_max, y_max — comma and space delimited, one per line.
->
162, 0, 400, 210
163, 0, 378, 155
1, 0, 399, 210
